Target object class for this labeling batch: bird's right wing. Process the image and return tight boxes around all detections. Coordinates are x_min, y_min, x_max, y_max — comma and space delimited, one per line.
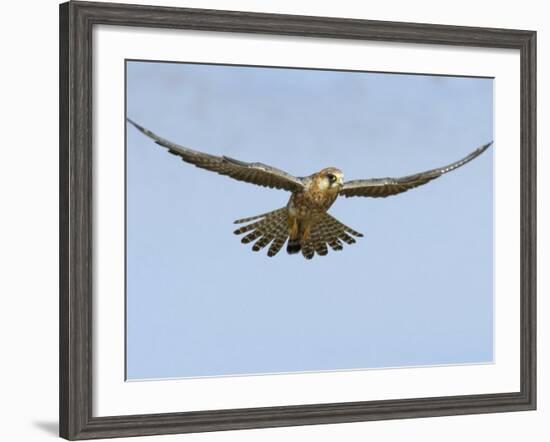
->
339, 142, 492, 198
128, 119, 305, 193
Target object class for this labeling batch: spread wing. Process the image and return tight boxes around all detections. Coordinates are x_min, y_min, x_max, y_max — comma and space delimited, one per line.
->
127, 119, 305, 193
339, 142, 492, 198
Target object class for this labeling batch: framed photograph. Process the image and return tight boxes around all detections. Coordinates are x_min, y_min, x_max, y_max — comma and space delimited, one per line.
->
59, 1, 536, 439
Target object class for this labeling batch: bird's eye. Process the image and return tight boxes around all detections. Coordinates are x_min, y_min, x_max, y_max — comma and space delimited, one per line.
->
327, 174, 336, 182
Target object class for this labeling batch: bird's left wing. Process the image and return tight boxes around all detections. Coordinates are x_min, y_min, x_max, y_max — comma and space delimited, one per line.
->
339, 142, 492, 198
127, 119, 305, 193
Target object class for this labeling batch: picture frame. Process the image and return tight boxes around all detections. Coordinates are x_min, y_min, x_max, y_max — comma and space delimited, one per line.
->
59, 1, 536, 440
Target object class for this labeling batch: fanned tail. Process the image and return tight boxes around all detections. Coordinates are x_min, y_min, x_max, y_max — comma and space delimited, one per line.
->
233, 208, 289, 257
233, 209, 363, 259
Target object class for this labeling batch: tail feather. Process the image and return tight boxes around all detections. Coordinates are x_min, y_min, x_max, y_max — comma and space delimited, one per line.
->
320, 222, 343, 251
232, 208, 363, 259
301, 213, 363, 260
311, 228, 328, 256
234, 209, 283, 224
241, 230, 263, 244
233, 219, 264, 236
338, 232, 357, 245
252, 232, 276, 252
233, 208, 289, 257
268, 219, 289, 257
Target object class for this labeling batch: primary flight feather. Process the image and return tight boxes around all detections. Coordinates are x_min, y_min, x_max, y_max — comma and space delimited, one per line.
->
128, 118, 492, 260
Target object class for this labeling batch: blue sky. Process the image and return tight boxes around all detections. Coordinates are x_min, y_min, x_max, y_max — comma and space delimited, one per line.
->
126, 60, 493, 380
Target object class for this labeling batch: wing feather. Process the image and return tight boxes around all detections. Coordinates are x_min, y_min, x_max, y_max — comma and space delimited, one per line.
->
127, 119, 304, 192
339, 142, 492, 198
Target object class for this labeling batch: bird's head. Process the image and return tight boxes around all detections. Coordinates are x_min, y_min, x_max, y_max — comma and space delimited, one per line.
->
316, 167, 344, 192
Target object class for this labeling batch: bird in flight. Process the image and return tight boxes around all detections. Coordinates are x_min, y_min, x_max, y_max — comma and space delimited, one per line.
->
128, 119, 492, 260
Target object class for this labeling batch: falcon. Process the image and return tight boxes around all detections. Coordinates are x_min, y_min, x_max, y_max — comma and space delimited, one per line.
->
127, 118, 492, 260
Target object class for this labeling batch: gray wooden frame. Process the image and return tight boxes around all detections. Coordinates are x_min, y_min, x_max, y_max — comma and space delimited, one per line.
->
59, 1, 536, 439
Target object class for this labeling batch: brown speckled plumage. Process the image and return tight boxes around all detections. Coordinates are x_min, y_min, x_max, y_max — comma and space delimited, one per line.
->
128, 118, 492, 260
